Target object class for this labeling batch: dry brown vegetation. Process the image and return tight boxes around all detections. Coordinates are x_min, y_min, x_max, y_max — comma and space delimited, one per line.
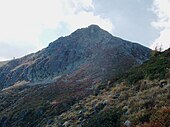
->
50, 48, 170, 127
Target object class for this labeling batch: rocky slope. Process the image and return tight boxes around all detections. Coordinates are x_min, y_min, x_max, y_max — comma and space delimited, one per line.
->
0, 25, 151, 89
0, 25, 152, 127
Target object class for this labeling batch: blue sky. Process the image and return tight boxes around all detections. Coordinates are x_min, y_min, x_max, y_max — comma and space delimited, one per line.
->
0, 0, 170, 60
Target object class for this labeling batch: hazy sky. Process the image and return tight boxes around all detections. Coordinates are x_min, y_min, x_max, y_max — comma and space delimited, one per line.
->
0, 0, 170, 60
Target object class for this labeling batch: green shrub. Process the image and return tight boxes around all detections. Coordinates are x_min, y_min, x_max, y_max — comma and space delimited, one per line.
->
126, 70, 144, 85
83, 108, 122, 127
137, 112, 151, 124
123, 50, 170, 85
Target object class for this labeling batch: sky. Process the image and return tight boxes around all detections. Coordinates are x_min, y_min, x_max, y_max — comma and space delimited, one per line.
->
0, 0, 170, 61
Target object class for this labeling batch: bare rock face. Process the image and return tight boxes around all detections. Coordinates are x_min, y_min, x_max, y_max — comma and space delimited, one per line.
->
0, 25, 151, 89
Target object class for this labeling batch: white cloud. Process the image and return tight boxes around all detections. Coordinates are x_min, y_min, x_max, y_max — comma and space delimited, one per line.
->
0, 0, 113, 60
0, 57, 7, 61
150, 0, 170, 50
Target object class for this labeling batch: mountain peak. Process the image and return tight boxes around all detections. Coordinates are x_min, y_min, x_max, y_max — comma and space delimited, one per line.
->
87, 24, 101, 30
69, 24, 112, 42
48, 25, 112, 51
87, 24, 104, 35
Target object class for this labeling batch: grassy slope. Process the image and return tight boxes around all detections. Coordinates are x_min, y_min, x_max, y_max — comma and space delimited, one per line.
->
51, 49, 170, 127
122, 49, 170, 84
0, 67, 95, 127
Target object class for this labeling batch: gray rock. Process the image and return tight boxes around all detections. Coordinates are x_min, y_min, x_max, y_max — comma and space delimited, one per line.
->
159, 80, 167, 88
124, 120, 131, 127
62, 121, 71, 127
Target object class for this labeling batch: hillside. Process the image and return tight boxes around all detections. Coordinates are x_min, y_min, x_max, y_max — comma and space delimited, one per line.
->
50, 48, 170, 127
0, 25, 152, 127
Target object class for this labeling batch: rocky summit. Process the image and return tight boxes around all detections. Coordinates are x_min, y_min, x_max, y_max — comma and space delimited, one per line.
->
0, 25, 152, 127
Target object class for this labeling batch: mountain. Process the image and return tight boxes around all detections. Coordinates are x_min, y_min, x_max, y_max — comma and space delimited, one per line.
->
0, 25, 151, 89
0, 25, 151, 127
52, 48, 170, 127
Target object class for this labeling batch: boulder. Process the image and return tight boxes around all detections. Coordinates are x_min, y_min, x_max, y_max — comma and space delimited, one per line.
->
63, 121, 71, 127
159, 80, 167, 88
124, 120, 131, 127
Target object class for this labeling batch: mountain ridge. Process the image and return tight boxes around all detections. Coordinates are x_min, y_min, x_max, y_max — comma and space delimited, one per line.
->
0, 25, 151, 90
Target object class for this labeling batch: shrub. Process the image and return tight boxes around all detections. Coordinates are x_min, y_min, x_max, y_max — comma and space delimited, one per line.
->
83, 108, 122, 127
123, 50, 170, 85
137, 112, 151, 124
